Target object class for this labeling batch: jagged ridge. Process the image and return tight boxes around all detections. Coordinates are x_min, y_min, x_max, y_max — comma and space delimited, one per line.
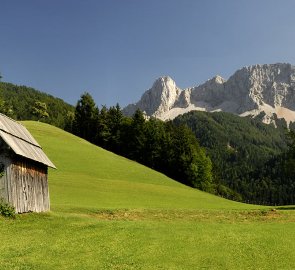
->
123, 63, 295, 125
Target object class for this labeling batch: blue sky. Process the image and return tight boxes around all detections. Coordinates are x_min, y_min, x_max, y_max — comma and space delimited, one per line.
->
1, 0, 295, 107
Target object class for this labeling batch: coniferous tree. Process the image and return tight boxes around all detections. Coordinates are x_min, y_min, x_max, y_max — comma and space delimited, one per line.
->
72, 92, 98, 142
107, 103, 123, 152
168, 124, 214, 192
96, 105, 110, 147
128, 109, 146, 161
142, 118, 166, 169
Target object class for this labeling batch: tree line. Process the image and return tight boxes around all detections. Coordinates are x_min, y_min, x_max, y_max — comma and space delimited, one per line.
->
68, 92, 214, 193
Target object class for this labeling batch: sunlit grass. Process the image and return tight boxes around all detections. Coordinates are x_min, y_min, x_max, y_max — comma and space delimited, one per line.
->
23, 121, 262, 212
0, 121, 293, 269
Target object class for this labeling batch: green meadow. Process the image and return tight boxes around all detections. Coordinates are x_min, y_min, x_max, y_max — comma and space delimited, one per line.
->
0, 121, 294, 269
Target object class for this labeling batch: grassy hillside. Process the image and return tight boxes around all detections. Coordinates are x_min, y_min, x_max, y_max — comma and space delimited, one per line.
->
24, 121, 256, 212
0, 121, 294, 270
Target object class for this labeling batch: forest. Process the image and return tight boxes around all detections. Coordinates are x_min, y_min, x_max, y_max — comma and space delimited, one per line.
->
0, 81, 294, 205
0, 82, 74, 128
173, 111, 294, 204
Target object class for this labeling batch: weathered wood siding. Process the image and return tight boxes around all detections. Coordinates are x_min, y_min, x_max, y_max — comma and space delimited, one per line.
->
0, 173, 6, 200
6, 159, 50, 213
0, 155, 11, 202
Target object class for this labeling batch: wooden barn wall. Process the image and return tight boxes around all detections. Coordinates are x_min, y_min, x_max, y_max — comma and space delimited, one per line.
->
7, 159, 50, 213
0, 155, 11, 202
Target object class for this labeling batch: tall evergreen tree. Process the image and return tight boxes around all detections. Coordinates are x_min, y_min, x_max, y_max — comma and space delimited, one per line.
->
107, 103, 123, 152
72, 92, 98, 142
168, 124, 214, 192
142, 118, 166, 169
129, 109, 146, 161
96, 105, 110, 147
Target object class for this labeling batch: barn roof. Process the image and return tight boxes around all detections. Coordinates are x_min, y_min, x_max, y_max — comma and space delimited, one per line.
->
0, 113, 56, 169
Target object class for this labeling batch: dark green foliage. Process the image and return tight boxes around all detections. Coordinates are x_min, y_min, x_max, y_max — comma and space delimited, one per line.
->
0, 82, 74, 128
95, 105, 111, 147
0, 198, 15, 218
0, 98, 13, 117
173, 111, 291, 205
248, 130, 295, 205
106, 104, 123, 153
162, 123, 214, 191
71, 95, 214, 193
72, 92, 99, 143
128, 109, 147, 162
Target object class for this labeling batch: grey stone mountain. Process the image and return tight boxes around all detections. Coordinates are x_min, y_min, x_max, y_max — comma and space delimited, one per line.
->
123, 63, 295, 125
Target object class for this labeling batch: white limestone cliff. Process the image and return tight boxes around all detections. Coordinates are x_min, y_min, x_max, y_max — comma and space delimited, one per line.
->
123, 76, 182, 117
123, 63, 295, 125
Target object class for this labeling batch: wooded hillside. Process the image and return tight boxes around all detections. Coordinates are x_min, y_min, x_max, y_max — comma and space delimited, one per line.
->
0, 82, 74, 128
173, 111, 293, 204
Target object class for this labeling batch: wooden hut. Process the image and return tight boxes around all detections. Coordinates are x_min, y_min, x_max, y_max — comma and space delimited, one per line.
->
0, 113, 56, 213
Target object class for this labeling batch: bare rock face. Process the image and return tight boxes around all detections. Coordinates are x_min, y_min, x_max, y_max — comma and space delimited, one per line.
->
123, 76, 181, 117
123, 63, 295, 125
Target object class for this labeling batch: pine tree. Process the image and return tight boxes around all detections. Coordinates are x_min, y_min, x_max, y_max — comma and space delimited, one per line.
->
96, 105, 110, 147
72, 92, 98, 142
107, 103, 123, 152
129, 109, 146, 161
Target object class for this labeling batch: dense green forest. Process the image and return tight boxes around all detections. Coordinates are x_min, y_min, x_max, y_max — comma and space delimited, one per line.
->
173, 111, 294, 205
0, 82, 74, 128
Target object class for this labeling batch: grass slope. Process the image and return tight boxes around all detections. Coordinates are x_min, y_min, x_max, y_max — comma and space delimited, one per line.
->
24, 121, 257, 212
0, 121, 294, 270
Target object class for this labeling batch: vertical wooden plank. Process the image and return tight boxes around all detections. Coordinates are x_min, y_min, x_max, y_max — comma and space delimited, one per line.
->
7, 163, 12, 208
39, 173, 44, 212
18, 162, 22, 213
1, 157, 10, 202
4, 157, 50, 213
11, 163, 17, 212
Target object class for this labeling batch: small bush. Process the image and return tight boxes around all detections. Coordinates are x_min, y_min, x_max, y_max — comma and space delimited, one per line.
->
0, 198, 16, 218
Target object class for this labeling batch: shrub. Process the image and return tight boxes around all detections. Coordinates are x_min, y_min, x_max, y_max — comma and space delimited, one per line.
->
0, 198, 16, 218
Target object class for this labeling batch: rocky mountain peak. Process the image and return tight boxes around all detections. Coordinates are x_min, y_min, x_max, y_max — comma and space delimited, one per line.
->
123, 63, 295, 125
123, 76, 182, 117
212, 75, 226, 84
152, 76, 175, 86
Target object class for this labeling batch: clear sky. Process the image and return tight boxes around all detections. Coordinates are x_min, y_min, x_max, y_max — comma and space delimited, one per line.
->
1, 0, 295, 107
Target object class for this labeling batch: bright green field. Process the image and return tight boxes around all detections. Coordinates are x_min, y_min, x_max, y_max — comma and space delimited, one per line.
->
0, 121, 294, 269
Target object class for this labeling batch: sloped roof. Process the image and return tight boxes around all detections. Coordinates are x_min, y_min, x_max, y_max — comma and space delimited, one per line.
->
0, 113, 56, 169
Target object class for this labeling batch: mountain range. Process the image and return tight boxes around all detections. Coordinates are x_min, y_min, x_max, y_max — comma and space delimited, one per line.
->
123, 63, 295, 125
